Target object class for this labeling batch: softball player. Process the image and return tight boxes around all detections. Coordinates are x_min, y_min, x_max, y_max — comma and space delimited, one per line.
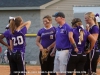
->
66, 18, 96, 75
97, 23, 100, 64
95, 13, 100, 64
84, 12, 99, 75
36, 15, 56, 75
0, 17, 14, 75
9, 16, 31, 75
51, 12, 77, 75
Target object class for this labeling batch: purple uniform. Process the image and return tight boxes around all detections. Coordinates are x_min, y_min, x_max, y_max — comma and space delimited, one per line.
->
67, 26, 90, 75
99, 28, 100, 34
3, 29, 11, 45
10, 26, 27, 53
37, 26, 56, 48
84, 25, 99, 74
3, 29, 13, 75
97, 28, 100, 51
56, 23, 72, 49
89, 25, 99, 49
72, 26, 90, 53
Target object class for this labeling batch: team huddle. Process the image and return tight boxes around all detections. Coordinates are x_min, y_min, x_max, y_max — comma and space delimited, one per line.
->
0, 12, 99, 75
36, 12, 100, 75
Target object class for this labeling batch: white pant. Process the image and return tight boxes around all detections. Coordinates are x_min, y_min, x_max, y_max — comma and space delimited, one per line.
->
54, 50, 70, 73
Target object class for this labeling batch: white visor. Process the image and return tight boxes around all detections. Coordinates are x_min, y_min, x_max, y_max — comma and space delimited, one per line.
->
9, 16, 15, 20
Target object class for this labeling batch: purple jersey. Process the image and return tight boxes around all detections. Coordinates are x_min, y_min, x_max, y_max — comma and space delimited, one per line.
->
10, 26, 27, 53
98, 28, 100, 50
3, 29, 11, 45
72, 26, 90, 52
89, 25, 99, 49
99, 28, 100, 34
37, 26, 56, 48
56, 23, 72, 49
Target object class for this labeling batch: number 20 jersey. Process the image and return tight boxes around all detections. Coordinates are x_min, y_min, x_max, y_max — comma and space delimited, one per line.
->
10, 26, 27, 53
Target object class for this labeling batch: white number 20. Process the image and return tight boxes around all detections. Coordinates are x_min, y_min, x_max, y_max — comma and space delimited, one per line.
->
12, 36, 24, 46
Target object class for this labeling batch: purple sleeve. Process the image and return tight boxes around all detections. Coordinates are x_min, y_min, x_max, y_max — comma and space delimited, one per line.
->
21, 26, 27, 35
9, 35, 12, 40
3, 30, 9, 38
91, 26, 99, 34
67, 25, 73, 32
37, 29, 42, 36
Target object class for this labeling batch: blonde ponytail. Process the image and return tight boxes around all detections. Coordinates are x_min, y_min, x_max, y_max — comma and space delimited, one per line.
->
94, 17, 99, 27
80, 30, 84, 42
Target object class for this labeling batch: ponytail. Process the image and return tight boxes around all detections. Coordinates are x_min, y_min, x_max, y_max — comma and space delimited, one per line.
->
80, 30, 84, 42
9, 19, 16, 34
76, 25, 84, 42
9, 16, 22, 34
94, 17, 99, 27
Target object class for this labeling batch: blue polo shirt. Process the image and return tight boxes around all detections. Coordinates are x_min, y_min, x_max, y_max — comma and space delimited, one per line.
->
56, 23, 72, 50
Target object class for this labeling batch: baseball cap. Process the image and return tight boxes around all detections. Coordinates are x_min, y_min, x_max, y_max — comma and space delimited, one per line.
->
52, 12, 65, 18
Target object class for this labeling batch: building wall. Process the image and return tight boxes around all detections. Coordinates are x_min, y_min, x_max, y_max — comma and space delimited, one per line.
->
40, 0, 100, 26
74, 7, 100, 27
0, 10, 40, 33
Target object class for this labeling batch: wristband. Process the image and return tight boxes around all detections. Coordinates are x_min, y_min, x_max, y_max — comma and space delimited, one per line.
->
72, 43, 77, 48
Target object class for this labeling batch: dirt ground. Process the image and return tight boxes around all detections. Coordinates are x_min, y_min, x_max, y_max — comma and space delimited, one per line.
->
0, 65, 100, 75
0, 65, 41, 75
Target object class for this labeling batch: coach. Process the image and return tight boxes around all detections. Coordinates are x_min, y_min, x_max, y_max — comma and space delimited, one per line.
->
51, 12, 77, 75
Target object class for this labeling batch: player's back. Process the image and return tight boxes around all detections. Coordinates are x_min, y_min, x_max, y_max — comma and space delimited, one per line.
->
73, 27, 90, 52
11, 26, 27, 53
